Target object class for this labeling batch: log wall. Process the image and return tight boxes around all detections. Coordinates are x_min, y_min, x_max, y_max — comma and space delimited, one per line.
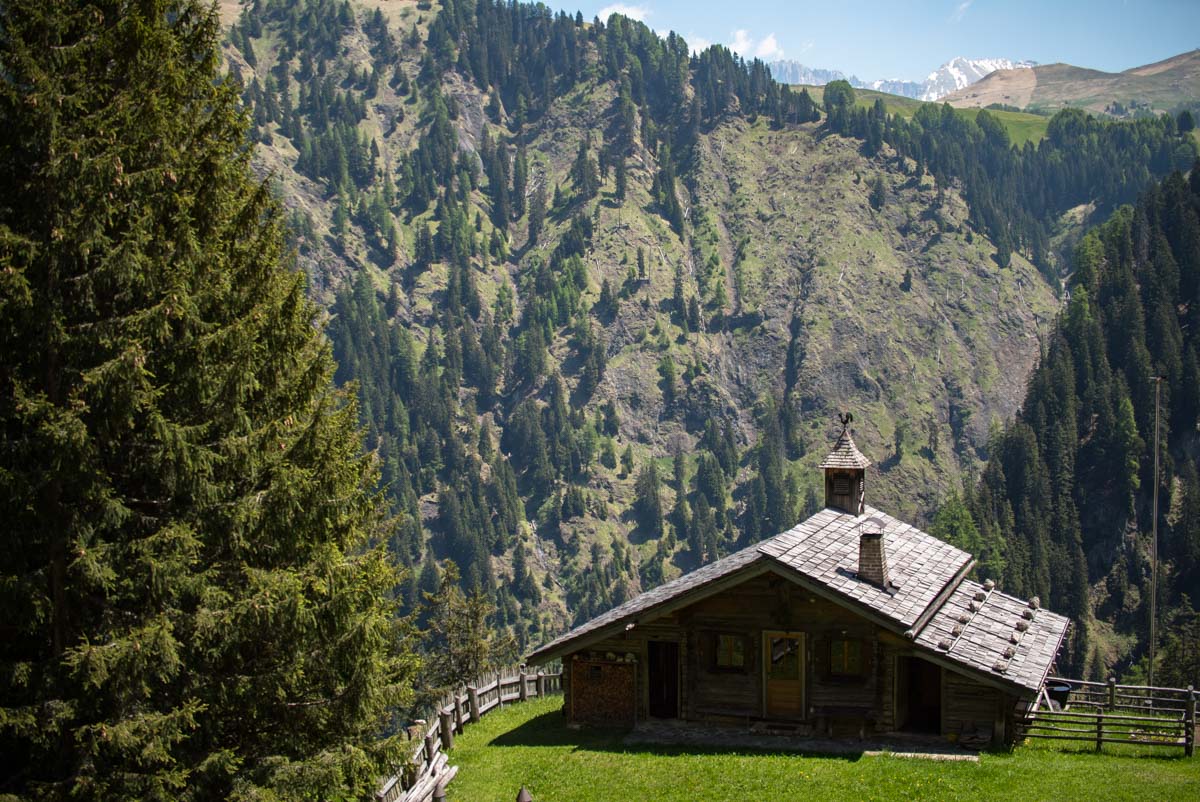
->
562, 572, 1020, 745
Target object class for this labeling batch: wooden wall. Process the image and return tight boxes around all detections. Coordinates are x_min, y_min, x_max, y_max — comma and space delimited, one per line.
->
571, 615, 683, 723
943, 669, 1003, 747
561, 571, 1022, 744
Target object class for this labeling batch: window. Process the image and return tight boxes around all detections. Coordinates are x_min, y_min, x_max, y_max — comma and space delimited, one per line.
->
833, 475, 851, 495
830, 639, 864, 676
767, 635, 801, 680
714, 633, 746, 670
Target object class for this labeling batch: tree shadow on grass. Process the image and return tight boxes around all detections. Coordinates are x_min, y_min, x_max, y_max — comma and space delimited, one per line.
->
489, 711, 626, 752
490, 711, 872, 762
490, 711, 1193, 764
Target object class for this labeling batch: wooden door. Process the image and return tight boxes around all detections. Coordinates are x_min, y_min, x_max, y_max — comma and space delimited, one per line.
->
896, 655, 942, 733
647, 641, 679, 719
763, 631, 805, 719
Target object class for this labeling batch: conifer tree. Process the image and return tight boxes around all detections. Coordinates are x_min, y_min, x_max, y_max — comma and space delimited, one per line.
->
633, 462, 664, 537
0, 3, 416, 799
528, 181, 547, 246
420, 561, 515, 692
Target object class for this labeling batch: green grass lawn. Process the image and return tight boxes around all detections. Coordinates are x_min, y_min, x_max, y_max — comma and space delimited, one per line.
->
446, 696, 1200, 802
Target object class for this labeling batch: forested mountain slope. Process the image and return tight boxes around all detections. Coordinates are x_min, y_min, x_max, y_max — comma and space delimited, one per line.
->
943, 169, 1200, 684
221, 0, 1197, 654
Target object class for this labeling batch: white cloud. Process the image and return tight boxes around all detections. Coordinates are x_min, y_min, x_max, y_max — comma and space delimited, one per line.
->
950, 0, 973, 23
754, 33, 783, 60
685, 32, 712, 55
598, 3, 651, 23
729, 29, 784, 60
730, 29, 753, 56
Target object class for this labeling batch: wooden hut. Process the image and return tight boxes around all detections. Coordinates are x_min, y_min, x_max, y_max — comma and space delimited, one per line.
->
527, 419, 1068, 747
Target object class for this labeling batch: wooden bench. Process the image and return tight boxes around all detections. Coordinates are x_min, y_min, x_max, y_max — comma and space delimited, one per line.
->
811, 705, 876, 738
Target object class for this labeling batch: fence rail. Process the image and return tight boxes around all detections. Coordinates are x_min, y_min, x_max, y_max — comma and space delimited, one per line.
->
1017, 676, 1196, 756
376, 666, 563, 802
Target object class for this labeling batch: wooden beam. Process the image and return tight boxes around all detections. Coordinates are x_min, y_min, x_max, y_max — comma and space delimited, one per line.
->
904, 558, 976, 641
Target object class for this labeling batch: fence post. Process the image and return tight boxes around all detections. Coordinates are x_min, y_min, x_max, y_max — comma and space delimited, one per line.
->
519, 668, 528, 702
1186, 686, 1196, 758
1107, 676, 1117, 711
468, 685, 481, 723
454, 692, 465, 733
425, 731, 437, 764
1096, 710, 1104, 752
537, 670, 547, 697
439, 709, 455, 751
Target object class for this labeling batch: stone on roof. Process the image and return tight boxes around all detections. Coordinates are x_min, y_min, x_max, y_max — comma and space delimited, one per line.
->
818, 427, 871, 469
915, 579, 1069, 693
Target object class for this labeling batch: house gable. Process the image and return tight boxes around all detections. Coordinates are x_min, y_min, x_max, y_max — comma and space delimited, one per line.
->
526, 547, 771, 665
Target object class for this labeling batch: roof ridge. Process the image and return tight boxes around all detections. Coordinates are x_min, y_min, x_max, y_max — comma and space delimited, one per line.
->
903, 554, 978, 641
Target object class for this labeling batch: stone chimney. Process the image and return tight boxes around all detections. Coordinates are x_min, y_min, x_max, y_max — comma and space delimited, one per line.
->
818, 413, 871, 515
858, 516, 890, 588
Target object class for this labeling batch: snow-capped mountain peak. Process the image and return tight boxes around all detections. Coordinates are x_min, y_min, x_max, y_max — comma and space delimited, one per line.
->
767, 56, 1034, 103
920, 57, 1035, 102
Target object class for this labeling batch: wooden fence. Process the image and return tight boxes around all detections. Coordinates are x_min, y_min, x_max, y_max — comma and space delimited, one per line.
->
1016, 676, 1196, 756
376, 666, 563, 802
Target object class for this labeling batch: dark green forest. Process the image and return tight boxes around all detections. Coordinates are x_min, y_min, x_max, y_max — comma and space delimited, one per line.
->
936, 169, 1200, 686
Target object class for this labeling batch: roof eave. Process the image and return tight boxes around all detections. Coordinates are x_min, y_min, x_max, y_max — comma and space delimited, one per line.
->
525, 557, 773, 665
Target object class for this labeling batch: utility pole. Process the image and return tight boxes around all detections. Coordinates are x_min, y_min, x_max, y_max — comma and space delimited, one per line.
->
1150, 375, 1164, 689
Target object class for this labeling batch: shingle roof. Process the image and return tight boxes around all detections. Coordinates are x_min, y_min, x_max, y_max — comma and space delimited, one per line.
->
915, 579, 1070, 693
817, 428, 872, 469
758, 505, 972, 629
527, 503, 1065, 696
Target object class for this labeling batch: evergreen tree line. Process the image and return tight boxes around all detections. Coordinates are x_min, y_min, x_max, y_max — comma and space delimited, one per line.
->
934, 166, 1200, 686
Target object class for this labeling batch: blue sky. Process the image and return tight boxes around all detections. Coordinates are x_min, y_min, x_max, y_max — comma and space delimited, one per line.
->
573, 1, 1199, 82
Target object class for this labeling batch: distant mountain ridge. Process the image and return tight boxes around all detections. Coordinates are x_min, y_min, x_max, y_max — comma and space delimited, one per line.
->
944, 49, 1200, 116
769, 56, 1034, 102
765, 60, 854, 87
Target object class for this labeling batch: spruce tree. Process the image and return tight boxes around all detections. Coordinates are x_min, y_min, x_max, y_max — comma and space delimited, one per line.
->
0, 3, 416, 799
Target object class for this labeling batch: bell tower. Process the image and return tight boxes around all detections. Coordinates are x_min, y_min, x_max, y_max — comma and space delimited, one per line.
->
819, 413, 870, 515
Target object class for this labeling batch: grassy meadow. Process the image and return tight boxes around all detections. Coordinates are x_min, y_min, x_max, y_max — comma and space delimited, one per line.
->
800, 84, 1050, 146
446, 696, 1200, 802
